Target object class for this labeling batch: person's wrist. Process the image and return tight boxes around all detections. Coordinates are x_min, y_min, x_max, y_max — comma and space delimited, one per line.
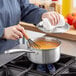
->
0, 28, 7, 41
2, 34, 5, 39
41, 12, 48, 20
2, 28, 6, 39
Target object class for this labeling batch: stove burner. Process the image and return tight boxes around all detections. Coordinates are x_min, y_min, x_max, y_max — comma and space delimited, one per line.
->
47, 64, 56, 74
37, 64, 56, 74
56, 62, 76, 76
37, 64, 47, 73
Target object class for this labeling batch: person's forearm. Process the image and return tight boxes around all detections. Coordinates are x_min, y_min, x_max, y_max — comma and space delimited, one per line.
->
21, 3, 47, 25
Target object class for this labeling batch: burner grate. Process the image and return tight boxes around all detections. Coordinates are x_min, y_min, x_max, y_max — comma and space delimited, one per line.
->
56, 61, 76, 76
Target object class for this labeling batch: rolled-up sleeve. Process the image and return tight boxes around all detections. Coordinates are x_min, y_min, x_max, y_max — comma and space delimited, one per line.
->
20, 0, 47, 25
0, 20, 4, 38
0, 28, 4, 38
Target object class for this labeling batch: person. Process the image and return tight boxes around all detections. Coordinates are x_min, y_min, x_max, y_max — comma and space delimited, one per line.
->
0, 0, 60, 52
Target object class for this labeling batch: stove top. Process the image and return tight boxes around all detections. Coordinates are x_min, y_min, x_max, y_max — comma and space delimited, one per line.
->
0, 54, 76, 76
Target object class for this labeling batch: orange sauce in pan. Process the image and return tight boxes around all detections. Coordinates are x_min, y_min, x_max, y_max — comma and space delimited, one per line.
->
33, 38, 60, 50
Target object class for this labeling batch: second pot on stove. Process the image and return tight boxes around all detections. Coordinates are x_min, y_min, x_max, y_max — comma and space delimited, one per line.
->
27, 37, 61, 64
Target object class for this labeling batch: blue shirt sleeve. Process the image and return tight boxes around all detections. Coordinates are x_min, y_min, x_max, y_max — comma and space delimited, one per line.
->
0, 28, 4, 38
0, 20, 4, 38
20, 0, 47, 25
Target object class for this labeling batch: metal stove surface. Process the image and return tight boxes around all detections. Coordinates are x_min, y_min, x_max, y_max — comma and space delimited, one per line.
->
0, 54, 76, 76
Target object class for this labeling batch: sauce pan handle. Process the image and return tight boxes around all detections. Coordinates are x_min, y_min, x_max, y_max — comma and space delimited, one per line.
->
4, 49, 35, 54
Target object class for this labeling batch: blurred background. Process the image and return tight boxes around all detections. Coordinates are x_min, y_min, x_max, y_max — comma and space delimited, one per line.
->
29, 0, 76, 13
20, 0, 76, 43
29, 0, 76, 7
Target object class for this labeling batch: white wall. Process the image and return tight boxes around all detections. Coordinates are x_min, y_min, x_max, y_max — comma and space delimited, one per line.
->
73, 0, 76, 7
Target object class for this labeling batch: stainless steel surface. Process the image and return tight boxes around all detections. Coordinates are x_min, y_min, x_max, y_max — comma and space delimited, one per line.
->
4, 49, 35, 54
27, 37, 61, 64
4, 37, 61, 64
37, 22, 70, 33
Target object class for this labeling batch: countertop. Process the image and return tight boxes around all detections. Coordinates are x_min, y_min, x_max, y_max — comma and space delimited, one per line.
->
59, 39, 76, 57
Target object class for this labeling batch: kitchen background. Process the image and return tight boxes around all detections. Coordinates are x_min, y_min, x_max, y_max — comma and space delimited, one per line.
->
29, 0, 76, 8
20, 0, 76, 39
0, 1, 76, 75
20, 0, 76, 56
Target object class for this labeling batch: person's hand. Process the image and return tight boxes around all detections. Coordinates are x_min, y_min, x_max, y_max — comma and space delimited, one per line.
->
3, 25, 25, 40
42, 11, 60, 26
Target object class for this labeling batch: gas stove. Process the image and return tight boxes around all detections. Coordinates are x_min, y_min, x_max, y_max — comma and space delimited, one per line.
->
0, 53, 76, 76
